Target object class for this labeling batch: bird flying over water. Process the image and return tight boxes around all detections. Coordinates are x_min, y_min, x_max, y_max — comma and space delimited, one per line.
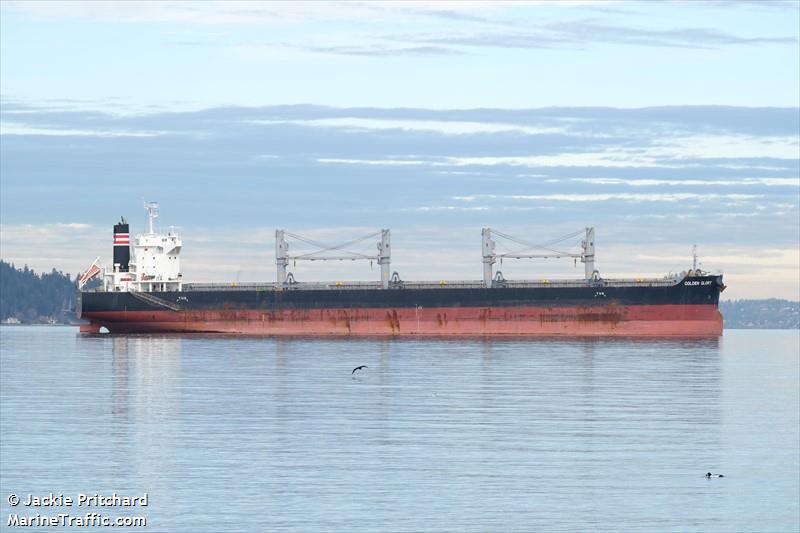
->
352, 365, 368, 374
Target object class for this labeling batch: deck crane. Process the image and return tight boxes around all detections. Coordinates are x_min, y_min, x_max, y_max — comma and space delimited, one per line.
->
276, 229, 391, 288
482, 227, 597, 287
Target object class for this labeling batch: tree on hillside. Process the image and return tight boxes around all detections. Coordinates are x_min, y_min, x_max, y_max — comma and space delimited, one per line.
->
0, 260, 80, 323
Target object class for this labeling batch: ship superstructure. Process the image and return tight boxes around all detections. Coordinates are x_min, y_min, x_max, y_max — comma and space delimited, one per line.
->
102, 203, 183, 293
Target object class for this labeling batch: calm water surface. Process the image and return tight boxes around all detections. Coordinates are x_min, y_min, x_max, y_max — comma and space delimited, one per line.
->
1, 327, 798, 532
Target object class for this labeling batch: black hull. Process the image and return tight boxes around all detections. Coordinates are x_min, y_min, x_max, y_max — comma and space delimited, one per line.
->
81, 275, 722, 314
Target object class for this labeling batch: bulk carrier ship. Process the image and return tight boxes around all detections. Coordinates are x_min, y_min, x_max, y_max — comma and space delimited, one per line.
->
78, 203, 725, 336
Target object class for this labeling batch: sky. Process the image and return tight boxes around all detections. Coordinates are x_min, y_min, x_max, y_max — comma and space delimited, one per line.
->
1, 0, 799, 299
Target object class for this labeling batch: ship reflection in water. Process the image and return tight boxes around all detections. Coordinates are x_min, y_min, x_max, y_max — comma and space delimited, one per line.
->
0, 327, 797, 532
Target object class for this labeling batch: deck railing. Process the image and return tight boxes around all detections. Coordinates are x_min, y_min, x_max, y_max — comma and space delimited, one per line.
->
179, 277, 683, 292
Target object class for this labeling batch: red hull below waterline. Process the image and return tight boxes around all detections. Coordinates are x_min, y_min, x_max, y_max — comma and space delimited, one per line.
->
80, 304, 723, 337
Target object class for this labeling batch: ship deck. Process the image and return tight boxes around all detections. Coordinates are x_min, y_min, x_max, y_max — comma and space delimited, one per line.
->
175, 277, 684, 292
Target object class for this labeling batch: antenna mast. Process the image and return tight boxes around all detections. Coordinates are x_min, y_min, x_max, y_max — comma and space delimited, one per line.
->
144, 202, 159, 234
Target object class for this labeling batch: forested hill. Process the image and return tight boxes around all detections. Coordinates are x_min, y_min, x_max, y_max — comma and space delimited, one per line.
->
0, 259, 798, 328
0, 260, 81, 324
720, 299, 799, 329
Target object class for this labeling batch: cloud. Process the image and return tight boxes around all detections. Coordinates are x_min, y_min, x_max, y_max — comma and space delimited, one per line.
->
547, 20, 798, 48
1, 222, 94, 236
0, 122, 170, 137
1, 100, 797, 299
209, 41, 464, 57
390, 18, 798, 51
0, 223, 104, 275
702, 0, 800, 10
6, 1, 794, 64
450, 193, 763, 203
177, 18, 799, 58
406, 205, 492, 212
252, 117, 568, 135
4, 100, 797, 136
1, 1, 388, 25
571, 177, 799, 187
414, 8, 520, 27
295, 44, 463, 57
0, 1, 627, 26
317, 158, 432, 166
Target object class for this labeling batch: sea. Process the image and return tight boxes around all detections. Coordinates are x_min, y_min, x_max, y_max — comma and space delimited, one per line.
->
1, 326, 798, 532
